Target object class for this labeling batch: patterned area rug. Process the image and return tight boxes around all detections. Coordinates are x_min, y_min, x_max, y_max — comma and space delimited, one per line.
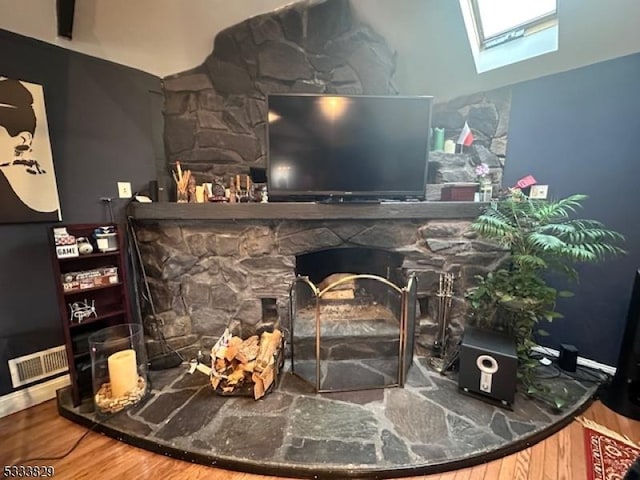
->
580, 417, 640, 480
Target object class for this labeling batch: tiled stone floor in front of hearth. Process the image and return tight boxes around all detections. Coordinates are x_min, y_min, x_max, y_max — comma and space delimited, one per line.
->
58, 357, 598, 478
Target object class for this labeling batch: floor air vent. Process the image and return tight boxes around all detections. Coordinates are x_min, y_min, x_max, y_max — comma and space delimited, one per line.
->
8, 346, 69, 388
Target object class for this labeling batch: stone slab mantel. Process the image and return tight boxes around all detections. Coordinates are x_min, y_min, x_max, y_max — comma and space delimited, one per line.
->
128, 201, 485, 222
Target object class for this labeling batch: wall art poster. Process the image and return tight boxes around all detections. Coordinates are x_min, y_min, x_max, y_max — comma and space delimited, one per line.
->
0, 76, 61, 223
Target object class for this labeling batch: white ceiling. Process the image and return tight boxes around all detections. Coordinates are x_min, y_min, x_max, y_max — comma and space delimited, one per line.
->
1, 0, 639, 101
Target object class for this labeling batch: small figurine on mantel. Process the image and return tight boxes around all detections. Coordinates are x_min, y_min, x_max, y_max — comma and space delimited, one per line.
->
235, 174, 252, 203
209, 177, 227, 202
227, 177, 237, 203
187, 175, 197, 203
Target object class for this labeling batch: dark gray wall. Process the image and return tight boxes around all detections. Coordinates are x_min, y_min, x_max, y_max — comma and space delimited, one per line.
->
505, 52, 640, 366
0, 29, 162, 396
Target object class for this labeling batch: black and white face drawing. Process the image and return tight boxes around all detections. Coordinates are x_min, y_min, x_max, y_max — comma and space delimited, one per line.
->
0, 77, 61, 223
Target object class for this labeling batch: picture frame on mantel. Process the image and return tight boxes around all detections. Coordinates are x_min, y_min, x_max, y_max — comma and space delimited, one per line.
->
0, 77, 61, 224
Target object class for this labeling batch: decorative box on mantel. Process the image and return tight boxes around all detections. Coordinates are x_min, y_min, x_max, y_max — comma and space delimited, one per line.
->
440, 184, 477, 202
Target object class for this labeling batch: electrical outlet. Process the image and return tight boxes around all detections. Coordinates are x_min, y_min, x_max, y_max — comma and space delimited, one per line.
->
117, 181, 132, 198
529, 185, 549, 199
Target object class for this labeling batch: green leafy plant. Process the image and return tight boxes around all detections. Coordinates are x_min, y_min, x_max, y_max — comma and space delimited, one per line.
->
466, 190, 625, 389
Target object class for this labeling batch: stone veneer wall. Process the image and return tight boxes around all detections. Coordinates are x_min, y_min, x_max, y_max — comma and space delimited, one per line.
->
137, 219, 509, 358
161, 0, 511, 194
427, 89, 511, 200
150, 0, 514, 356
163, 0, 397, 181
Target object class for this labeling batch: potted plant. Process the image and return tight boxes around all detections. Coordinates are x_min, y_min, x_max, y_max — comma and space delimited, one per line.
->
465, 189, 625, 398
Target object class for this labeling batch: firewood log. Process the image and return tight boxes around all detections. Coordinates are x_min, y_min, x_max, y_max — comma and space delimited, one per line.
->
226, 366, 245, 385
252, 373, 265, 400
214, 345, 227, 360
259, 362, 275, 392
224, 336, 243, 362
322, 289, 355, 300
318, 273, 356, 291
241, 360, 256, 373
214, 357, 226, 372
235, 335, 259, 363
255, 329, 282, 372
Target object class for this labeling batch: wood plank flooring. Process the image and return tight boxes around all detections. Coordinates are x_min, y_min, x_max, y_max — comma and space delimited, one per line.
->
1, 400, 638, 480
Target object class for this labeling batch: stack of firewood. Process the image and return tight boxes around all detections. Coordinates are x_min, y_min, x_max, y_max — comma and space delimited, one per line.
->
210, 328, 282, 400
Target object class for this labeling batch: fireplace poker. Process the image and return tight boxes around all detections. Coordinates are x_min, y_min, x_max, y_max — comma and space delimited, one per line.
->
441, 273, 454, 351
434, 273, 455, 361
432, 273, 446, 357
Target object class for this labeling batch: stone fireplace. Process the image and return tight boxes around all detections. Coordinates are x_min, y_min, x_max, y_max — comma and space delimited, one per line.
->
145, 0, 513, 384
130, 202, 509, 363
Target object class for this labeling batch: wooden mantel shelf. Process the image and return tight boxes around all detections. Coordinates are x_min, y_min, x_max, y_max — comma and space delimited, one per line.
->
128, 201, 485, 221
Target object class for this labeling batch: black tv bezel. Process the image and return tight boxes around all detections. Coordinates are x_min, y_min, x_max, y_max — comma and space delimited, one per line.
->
266, 93, 433, 202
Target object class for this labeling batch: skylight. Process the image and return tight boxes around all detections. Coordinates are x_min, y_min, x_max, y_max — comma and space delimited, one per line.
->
459, 0, 559, 73
475, 0, 557, 45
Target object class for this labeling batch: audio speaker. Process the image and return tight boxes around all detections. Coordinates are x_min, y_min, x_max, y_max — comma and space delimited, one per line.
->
56, 0, 76, 39
155, 177, 169, 202
602, 268, 640, 420
458, 327, 518, 407
148, 180, 158, 202
558, 344, 578, 372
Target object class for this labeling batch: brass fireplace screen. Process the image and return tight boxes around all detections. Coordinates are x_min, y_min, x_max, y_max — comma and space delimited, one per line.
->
289, 273, 417, 393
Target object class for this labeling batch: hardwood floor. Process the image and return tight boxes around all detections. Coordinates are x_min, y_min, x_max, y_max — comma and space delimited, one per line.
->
1, 400, 638, 480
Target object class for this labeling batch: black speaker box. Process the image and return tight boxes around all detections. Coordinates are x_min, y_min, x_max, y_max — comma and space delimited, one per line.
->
558, 344, 578, 372
148, 180, 159, 202
155, 177, 170, 202
602, 269, 640, 420
458, 327, 518, 407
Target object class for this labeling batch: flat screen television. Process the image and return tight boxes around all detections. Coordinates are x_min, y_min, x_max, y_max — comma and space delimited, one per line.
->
267, 94, 433, 202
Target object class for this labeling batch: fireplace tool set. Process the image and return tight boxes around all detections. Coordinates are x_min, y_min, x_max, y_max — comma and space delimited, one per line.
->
430, 272, 456, 372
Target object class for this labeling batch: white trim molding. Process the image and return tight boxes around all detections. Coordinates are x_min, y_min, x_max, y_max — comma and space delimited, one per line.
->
0, 374, 70, 419
532, 346, 617, 376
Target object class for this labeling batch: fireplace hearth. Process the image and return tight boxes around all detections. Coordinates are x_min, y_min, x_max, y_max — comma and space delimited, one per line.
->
57, 354, 599, 479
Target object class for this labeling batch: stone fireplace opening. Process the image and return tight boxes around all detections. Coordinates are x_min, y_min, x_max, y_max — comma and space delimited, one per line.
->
290, 247, 417, 392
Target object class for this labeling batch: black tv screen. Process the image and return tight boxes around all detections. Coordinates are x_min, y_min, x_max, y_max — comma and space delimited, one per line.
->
267, 94, 433, 201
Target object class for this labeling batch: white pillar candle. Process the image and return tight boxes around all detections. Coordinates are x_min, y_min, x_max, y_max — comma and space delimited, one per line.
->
108, 349, 138, 398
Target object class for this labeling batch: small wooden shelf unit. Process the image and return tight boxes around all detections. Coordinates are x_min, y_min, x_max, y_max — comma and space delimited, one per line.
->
48, 223, 132, 406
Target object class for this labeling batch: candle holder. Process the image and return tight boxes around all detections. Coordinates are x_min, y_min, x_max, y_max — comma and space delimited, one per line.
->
89, 323, 148, 415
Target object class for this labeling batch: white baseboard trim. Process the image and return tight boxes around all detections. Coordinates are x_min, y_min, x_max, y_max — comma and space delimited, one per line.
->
0, 374, 70, 419
532, 346, 617, 376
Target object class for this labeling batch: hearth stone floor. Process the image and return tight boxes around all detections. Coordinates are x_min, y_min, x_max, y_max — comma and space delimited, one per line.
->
58, 357, 598, 479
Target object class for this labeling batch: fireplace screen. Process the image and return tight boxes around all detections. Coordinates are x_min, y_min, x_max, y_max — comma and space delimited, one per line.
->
290, 273, 417, 393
